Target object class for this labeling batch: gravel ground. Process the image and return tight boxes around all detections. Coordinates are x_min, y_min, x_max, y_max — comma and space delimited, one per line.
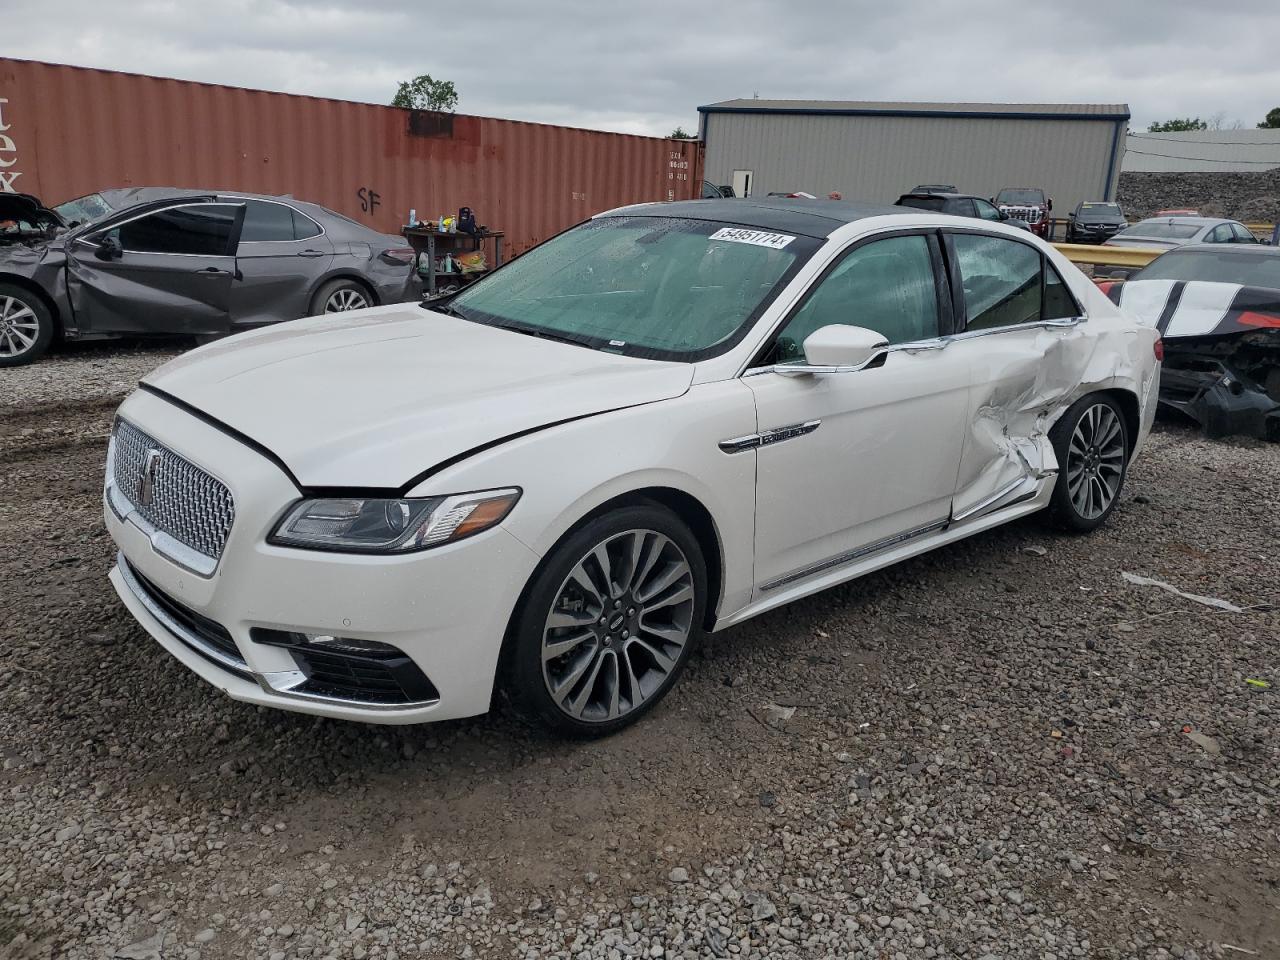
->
1, 348, 1278, 960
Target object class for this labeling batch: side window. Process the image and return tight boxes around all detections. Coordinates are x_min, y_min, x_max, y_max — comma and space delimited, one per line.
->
292, 209, 322, 240
772, 235, 940, 363
1044, 262, 1078, 320
239, 200, 295, 242
1231, 222, 1257, 243
952, 233, 1042, 330
114, 204, 238, 256
1206, 224, 1232, 244
974, 200, 1004, 222
954, 198, 978, 218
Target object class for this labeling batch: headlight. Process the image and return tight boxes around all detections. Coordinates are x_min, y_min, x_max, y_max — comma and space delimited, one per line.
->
269, 488, 520, 553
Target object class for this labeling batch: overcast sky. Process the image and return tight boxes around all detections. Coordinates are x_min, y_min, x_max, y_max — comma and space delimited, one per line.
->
5, 0, 1280, 136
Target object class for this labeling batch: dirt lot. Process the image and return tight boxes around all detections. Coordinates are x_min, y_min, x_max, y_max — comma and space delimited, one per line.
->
1, 346, 1277, 960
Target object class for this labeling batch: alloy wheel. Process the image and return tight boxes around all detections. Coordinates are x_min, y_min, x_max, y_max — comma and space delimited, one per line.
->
0, 295, 41, 358
1066, 402, 1125, 520
323, 288, 369, 312
541, 529, 695, 724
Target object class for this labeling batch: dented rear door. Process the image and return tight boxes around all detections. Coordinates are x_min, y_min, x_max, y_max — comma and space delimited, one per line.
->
942, 231, 1091, 521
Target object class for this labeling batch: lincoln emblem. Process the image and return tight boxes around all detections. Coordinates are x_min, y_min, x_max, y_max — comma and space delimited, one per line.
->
137, 449, 161, 507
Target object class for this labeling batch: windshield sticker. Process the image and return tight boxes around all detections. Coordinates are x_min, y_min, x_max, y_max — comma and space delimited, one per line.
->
709, 227, 795, 249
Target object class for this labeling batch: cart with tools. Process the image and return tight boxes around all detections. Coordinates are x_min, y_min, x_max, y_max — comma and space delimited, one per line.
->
401, 225, 505, 297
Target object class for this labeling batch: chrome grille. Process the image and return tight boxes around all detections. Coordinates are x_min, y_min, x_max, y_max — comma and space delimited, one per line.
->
111, 419, 235, 561
1002, 205, 1044, 224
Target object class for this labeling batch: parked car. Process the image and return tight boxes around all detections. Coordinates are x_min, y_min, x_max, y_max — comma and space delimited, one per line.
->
1100, 244, 1280, 439
910, 184, 958, 194
1065, 202, 1128, 243
993, 187, 1052, 238
1104, 216, 1260, 252
104, 198, 1159, 736
0, 187, 419, 366
895, 191, 1032, 230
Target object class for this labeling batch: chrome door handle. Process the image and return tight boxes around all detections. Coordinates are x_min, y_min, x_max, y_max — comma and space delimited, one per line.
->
298, 249, 327, 258
1043, 316, 1086, 328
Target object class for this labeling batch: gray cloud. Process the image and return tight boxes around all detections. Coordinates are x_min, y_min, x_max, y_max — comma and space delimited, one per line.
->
4, 0, 1280, 135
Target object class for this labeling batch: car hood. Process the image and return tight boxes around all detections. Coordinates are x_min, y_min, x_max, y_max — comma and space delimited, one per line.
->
142, 304, 696, 489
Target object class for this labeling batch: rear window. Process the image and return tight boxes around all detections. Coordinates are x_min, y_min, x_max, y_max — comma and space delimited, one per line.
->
1118, 222, 1203, 240
897, 195, 946, 212
1137, 250, 1280, 287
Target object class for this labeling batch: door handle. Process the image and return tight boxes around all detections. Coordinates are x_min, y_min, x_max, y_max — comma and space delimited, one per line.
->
193, 267, 231, 276
298, 249, 328, 258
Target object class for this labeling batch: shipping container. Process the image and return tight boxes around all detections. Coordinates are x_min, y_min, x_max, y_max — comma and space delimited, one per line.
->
0, 58, 702, 255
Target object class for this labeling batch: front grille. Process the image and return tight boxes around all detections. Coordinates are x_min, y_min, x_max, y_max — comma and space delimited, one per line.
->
126, 560, 248, 672
1002, 206, 1044, 224
112, 420, 235, 562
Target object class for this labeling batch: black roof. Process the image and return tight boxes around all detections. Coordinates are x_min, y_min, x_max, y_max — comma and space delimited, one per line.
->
601, 198, 906, 239
1163, 243, 1280, 256
897, 191, 987, 202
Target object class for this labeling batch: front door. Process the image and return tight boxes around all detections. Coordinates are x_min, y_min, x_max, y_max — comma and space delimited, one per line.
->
230, 198, 333, 326
66, 201, 244, 336
745, 232, 971, 595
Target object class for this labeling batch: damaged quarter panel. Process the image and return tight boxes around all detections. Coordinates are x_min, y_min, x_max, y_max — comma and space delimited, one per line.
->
946, 232, 1158, 521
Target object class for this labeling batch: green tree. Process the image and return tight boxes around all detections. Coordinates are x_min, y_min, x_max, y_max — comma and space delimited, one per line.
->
1258, 107, 1280, 129
1147, 118, 1207, 132
391, 75, 458, 112
668, 126, 694, 139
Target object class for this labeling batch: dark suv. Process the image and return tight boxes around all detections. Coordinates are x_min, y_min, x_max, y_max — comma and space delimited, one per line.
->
1065, 201, 1128, 244
895, 192, 1032, 231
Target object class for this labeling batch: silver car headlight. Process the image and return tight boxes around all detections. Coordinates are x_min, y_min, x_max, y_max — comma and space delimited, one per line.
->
269, 488, 520, 553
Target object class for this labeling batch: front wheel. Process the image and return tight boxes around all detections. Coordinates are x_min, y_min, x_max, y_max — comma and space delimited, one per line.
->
505, 504, 706, 738
0, 283, 54, 367
1046, 394, 1130, 532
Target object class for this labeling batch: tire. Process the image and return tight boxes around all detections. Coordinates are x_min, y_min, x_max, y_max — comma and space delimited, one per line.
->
309, 278, 372, 316
505, 503, 707, 738
0, 283, 54, 367
1046, 393, 1130, 533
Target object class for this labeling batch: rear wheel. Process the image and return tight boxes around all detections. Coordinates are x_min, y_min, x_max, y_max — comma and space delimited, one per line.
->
506, 504, 706, 738
1047, 394, 1130, 532
0, 283, 54, 367
310, 279, 371, 316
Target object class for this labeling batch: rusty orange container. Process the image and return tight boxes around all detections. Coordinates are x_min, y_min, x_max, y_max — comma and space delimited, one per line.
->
0, 58, 702, 254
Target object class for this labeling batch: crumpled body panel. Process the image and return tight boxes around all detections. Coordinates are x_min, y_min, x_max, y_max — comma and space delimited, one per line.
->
949, 313, 1158, 521
1111, 279, 1280, 440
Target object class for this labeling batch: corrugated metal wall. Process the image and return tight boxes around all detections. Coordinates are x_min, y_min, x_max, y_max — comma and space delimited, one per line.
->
703, 111, 1126, 213
0, 58, 701, 255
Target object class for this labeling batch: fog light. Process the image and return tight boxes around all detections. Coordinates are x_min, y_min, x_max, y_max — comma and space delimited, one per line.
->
299, 633, 401, 657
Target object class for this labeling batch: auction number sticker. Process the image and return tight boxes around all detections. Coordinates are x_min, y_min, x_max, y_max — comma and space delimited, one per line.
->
709, 227, 795, 249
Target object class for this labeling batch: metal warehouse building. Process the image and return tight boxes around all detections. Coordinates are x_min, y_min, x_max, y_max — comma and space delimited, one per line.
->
699, 99, 1130, 213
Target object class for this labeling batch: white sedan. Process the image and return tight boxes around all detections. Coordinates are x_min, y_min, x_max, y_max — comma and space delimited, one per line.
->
105, 199, 1161, 737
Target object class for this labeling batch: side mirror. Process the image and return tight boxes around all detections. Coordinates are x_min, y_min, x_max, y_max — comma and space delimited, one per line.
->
1047, 198, 1054, 211
96, 235, 123, 261
778, 324, 889, 375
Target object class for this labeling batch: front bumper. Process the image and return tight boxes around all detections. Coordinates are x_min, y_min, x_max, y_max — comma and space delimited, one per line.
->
105, 388, 541, 724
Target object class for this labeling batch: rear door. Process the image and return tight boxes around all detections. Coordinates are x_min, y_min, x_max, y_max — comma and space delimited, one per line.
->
230, 199, 334, 326
66, 201, 244, 335
939, 230, 1088, 521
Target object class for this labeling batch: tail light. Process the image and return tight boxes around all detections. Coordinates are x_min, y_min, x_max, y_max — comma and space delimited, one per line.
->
379, 247, 416, 266
1153, 337, 1164, 362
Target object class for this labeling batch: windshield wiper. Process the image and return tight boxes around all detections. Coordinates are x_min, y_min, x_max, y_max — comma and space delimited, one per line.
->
494, 323, 597, 350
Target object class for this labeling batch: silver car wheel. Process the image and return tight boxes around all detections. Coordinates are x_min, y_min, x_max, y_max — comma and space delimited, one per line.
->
323, 288, 369, 312
0, 295, 41, 358
541, 529, 695, 723
1066, 402, 1125, 520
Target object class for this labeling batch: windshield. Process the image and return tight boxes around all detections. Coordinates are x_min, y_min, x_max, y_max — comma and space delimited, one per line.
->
442, 216, 819, 361
1118, 221, 1203, 240
1137, 250, 1280, 287
995, 189, 1045, 205
53, 192, 115, 228
1077, 203, 1123, 219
